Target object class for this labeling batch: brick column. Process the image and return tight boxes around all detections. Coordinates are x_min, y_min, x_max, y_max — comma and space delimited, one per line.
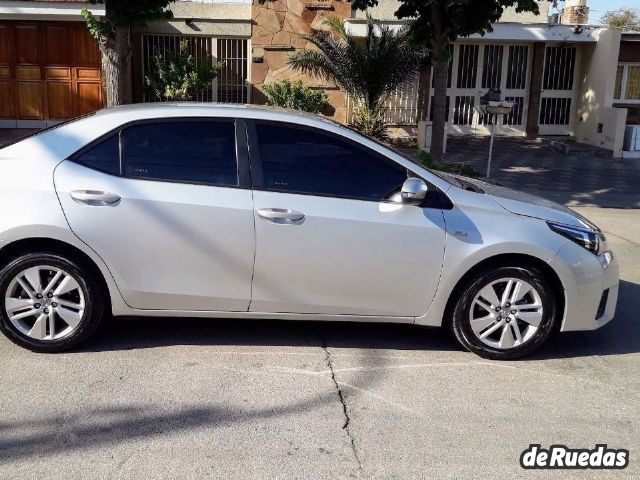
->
561, 5, 589, 24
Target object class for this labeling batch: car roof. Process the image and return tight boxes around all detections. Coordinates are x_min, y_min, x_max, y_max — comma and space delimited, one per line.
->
94, 102, 343, 128
0, 102, 454, 194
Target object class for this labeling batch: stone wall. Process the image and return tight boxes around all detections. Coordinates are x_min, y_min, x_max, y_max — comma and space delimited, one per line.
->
251, 0, 351, 122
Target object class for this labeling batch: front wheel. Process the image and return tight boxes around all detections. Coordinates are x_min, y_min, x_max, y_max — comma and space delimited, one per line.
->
451, 265, 557, 360
0, 253, 105, 352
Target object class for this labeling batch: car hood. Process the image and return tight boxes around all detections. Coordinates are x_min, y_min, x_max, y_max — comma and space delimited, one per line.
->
445, 174, 598, 230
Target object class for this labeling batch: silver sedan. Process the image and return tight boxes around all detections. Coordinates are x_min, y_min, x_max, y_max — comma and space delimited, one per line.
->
0, 104, 619, 359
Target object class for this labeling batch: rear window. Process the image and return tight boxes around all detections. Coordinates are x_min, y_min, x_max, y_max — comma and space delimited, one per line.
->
72, 134, 120, 175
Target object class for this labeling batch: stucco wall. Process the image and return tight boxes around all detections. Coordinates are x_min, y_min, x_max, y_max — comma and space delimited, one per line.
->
141, 2, 252, 36
575, 28, 626, 157
251, 0, 351, 122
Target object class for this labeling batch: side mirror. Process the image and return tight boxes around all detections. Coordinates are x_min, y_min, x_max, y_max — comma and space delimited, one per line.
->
401, 177, 428, 204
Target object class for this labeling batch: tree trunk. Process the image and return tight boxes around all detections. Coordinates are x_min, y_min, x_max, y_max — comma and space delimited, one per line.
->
100, 26, 131, 107
430, 37, 448, 163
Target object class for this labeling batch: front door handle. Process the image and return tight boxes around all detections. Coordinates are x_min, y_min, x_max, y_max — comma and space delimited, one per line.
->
70, 190, 121, 207
257, 208, 305, 224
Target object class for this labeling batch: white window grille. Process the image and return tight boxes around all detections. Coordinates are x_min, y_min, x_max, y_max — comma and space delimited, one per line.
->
542, 46, 576, 91
142, 34, 250, 103
217, 38, 249, 103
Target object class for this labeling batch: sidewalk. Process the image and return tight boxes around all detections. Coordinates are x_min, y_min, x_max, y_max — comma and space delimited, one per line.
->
427, 136, 640, 209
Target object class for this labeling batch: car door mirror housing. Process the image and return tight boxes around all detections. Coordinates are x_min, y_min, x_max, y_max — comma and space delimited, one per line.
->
401, 178, 428, 204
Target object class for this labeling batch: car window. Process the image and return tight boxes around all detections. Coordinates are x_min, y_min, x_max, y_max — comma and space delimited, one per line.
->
73, 133, 120, 176
122, 121, 238, 186
255, 123, 408, 201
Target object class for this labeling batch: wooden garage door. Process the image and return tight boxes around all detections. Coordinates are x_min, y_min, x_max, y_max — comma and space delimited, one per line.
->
0, 21, 103, 125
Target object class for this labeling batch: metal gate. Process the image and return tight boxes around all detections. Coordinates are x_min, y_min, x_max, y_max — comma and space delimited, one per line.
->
141, 34, 250, 103
345, 77, 420, 126
538, 45, 579, 136
430, 42, 531, 136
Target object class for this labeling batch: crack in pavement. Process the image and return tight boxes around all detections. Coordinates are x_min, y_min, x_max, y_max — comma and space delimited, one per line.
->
322, 344, 363, 471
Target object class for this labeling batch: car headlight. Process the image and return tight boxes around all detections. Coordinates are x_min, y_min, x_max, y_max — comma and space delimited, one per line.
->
547, 221, 606, 255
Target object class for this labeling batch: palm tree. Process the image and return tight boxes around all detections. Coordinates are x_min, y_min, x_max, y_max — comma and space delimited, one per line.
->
289, 16, 426, 140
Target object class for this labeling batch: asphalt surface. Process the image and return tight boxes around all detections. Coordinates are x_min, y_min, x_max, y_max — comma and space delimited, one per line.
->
0, 207, 639, 479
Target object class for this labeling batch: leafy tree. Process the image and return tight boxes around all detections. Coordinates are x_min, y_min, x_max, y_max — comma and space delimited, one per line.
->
289, 15, 426, 140
350, 0, 538, 160
601, 8, 640, 32
145, 40, 224, 101
82, 0, 173, 107
262, 80, 328, 114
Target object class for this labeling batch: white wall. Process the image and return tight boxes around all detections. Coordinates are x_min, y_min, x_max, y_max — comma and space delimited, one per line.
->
139, 2, 252, 36
575, 28, 627, 157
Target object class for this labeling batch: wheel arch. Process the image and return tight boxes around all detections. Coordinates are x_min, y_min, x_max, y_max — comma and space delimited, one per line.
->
0, 237, 113, 313
441, 253, 566, 331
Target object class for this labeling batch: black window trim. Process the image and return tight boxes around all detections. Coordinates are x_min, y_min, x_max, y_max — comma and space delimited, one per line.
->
246, 119, 451, 208
67, 117, 251, 190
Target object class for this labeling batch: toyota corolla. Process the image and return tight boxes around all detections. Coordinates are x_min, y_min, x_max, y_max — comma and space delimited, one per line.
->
0, 104, 618, 359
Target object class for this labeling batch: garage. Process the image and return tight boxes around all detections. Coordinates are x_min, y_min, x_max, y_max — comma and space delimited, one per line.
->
0, 21, 103, 127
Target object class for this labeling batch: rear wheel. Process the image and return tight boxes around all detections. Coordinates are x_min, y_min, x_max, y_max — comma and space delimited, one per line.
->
0, 253, 105, 352
451, 265, 557, 360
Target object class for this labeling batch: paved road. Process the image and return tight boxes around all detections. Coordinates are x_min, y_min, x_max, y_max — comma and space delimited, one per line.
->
1, 207, 639, 479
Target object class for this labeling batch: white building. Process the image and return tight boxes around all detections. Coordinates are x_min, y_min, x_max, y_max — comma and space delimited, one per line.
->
345, 0, 626, 156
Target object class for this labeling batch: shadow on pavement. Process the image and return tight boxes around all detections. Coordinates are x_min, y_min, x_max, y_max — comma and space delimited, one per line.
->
0, 398, 344, 462
80, 280, 640, 359
80, 316, 460, 354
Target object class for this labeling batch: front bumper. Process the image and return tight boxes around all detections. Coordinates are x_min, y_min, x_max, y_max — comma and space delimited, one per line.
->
549, 241, 620, 332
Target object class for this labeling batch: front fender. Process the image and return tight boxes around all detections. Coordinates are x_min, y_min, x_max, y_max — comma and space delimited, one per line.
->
416, 203, 566, 327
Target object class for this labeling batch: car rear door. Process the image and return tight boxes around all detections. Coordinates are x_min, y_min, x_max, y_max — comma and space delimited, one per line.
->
247, 121, 447, 317
54, 118, 255, 312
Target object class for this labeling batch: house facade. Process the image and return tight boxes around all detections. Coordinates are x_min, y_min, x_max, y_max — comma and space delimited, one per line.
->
345, 0, 625, 156
0, 0, 253, 127
615, 32, 640, 125
130, 0, 252, 106
615, 32, 640, 156
0, 0, 628, 157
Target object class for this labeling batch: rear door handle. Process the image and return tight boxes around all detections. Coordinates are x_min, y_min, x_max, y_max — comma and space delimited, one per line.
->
70, 190, 121, 207
257, 208, 305, 224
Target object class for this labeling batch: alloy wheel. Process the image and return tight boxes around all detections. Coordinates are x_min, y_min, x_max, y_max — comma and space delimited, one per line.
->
4, 265, 86, 341
468, 277, 544, 350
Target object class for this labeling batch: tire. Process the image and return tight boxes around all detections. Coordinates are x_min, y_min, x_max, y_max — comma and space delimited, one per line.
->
0, 252, 105, 352
450, 265, 557, 360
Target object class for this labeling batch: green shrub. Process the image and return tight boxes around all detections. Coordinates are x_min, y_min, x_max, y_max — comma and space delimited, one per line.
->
349, 104, 389, 141
145, 40, 224, 101
262, 80, 328, 114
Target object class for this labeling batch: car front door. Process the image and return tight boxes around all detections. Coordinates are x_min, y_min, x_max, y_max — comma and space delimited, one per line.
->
54, 118, 255, 312
248, 121, 447, 318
